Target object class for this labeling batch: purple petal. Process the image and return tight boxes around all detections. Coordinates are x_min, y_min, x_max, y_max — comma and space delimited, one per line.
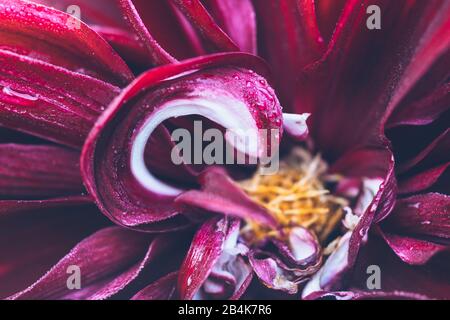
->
0, 197, 108, 298
0, 144, 83, 198
8, 227, 154, 300
131, 272, 178, 300
178, 217, 228, 300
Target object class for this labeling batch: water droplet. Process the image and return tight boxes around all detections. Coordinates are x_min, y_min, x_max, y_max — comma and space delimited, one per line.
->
2, 86, 39, 103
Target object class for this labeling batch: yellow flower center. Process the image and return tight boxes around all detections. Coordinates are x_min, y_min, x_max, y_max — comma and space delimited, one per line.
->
239, 148, 348, 244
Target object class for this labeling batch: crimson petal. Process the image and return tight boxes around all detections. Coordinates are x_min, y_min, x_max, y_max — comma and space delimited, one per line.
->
178, 217, 228, 300
171, 0, 239, 52
0, 49, 120, 148
0, 0, 133, 85
253, 0, 324, 108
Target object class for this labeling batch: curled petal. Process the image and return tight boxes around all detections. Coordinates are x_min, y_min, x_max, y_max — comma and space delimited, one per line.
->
250, 228, 322, 295
302, 232, 351, 297
116, 0, 177, 65
283, 113, 310, 141
81, 53, 282, 229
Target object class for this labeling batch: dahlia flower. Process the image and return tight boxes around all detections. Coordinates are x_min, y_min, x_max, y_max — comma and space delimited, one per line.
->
0, 0, 448, 300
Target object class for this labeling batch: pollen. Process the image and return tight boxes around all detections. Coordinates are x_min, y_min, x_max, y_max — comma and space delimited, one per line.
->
239, 148, 348, 244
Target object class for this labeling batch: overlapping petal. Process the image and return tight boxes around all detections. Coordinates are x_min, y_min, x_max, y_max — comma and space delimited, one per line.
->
81, 53, 282, 230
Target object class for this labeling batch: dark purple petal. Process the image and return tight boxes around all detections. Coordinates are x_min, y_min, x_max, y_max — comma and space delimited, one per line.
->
397, 129, 450, 174
0, 197, 108, 298
8, 227, 154, 300
80, 53, 281, 230
349, 236, 450, 299
116, 0, 177, 65
297, 0, 450, 159
387, 83, 450, 128
398, 163, 450, 195
253, 0, 324, 108
131, 272, 178, 300
0, 144, 83, 198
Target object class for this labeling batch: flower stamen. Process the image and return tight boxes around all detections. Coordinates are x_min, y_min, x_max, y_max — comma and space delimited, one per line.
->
239, 148, 348, 244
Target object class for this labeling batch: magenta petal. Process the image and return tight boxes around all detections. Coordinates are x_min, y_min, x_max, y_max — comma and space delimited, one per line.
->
176, 167, 277, 227
203, 0, 257, 54
171, 0, 239, 52
0, 0, 133, 85
0, 49, 120, 148
178, 217, 228, 300
8, 227, 154, 300
379, 231, 447, 265
131, 272, 178, 300
0, 144, 83, 198
384, 193, 450, 239
80, 53, 281, 230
